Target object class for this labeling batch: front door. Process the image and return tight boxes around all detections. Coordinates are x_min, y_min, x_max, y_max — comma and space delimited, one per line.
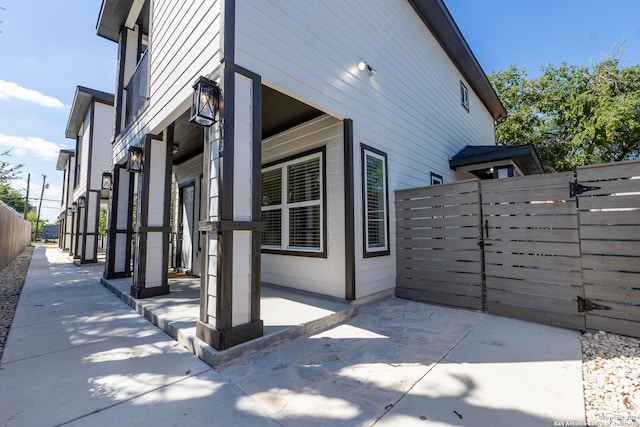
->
178, 183, 195, 274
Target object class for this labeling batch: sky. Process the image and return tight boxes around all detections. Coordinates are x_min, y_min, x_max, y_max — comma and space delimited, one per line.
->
0, 1, 639, 223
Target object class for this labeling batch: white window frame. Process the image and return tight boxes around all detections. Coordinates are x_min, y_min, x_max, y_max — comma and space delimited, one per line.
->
362, 145, 389, 257
460, 81, 470, 111
261, 150, 324, 254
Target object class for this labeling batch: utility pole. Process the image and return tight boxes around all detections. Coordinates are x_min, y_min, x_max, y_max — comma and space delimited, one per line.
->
34, 174, 48, 242
23, 172, 30, 219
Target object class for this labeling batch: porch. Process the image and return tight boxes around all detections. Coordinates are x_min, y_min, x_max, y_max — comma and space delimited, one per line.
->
100, 275, 360, 367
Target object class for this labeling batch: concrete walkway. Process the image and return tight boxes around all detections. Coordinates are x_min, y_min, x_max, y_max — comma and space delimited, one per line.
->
0, 246, 586, 426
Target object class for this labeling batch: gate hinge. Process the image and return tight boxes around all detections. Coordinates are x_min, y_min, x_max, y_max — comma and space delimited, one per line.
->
577, 296, 611, 313
570, 182, 601, 198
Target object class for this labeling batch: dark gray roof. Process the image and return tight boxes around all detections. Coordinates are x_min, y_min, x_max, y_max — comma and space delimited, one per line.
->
450, 144, 544, 175
56, 149, 75, 171
408, 0, 506, 119
96, 0, 149, 42
65, 86, 114, 139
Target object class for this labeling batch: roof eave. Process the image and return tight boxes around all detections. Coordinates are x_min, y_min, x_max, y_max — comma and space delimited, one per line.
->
65, 86, 115, 139
407, 0, 507, 120
56, 149, 75, 171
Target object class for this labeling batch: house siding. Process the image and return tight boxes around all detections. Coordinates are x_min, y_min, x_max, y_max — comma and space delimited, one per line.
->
90, 102, 115, 190
113, 0, 223, 164
262, 115, 345, 298
236, 0, 496, 298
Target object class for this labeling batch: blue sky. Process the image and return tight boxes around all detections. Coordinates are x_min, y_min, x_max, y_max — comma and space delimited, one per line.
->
0, 1, 639, 222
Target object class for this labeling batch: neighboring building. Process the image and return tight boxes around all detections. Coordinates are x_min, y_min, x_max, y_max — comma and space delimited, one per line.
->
62, 86, 114, 264
96, 0, 506, 349
39, 225, 60, 241
56, 149, 75, 252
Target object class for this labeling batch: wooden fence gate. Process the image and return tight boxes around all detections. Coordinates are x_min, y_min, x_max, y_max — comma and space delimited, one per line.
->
395, 160, 640, 337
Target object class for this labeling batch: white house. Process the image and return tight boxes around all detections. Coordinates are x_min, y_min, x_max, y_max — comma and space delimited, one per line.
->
97, 0, 506, 349
59, 86, 114, 264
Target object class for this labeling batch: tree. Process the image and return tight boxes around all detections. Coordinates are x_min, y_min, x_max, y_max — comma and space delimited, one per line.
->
0, 150, 23, 185
99, 207, 108, 235
489, 47, 640, 171
0, 183, 27, 213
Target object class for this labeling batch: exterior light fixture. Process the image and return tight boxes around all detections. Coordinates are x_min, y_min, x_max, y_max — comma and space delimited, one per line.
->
67, 207, 73, 216
127, 146, 144, 173
78, 196, 86, 208
71, 202, 78, 213
189, 76, 220, 126
357, 61, 376, 76
102, 172, 113, 190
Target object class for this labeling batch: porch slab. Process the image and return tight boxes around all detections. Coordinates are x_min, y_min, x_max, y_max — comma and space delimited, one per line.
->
100, 276, 362, 367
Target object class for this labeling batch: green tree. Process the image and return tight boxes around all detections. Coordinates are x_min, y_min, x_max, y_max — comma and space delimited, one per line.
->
0, 150, 23, 185
489, 48, 640, 171
99, 207, 108, 234
0, 183, 27, 214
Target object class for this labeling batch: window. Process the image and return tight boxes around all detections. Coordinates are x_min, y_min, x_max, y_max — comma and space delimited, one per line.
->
261, 149, 325, 255
362, 144, 389, 257
460, 81, 469, 111
430, 172, 443, 185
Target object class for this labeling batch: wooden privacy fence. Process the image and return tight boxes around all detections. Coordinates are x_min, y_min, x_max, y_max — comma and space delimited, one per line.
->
395, 160, 640, 338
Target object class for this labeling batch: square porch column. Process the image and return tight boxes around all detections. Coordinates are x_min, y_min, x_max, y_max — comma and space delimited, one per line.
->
131, 131, 173, 298
197, 67, 264, 350
104, 165, 134, 279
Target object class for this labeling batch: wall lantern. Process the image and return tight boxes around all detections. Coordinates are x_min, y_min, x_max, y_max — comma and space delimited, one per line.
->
357, 61, 376, 76
189, 76, 220, 126
78, 196, 86, 208
127, 146, 144, 173
102, 172, 113, 190
71, 202, 78, 213
66, 207, 73, 216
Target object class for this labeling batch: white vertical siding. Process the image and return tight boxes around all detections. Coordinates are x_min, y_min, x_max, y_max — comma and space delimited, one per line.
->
237, 0, 497, 298
147, 138, 167, 226
113, 0, 223, 165
76, 115, 91, 197
232, 230, 251, 326
90, 102, 115, 191
145, 232, 163, 287
233, 74, 253, 221
262, 115, 345, 298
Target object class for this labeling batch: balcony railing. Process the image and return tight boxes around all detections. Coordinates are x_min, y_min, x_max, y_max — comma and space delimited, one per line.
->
124, 49, 149, 127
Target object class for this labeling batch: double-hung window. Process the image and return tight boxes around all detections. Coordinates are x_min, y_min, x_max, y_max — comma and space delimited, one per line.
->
362, 144, 389, 257
460, 81, 469, 111
261, 149, 324, 255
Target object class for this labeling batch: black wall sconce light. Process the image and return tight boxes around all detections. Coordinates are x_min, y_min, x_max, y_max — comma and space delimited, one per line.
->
71, 202, 78, 213
102, 172, 113, 190
127, 146, 144, 173
189, 76, 220, 126
78, 196, 86, 208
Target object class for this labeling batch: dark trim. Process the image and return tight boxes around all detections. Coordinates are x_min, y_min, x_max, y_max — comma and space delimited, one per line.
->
460, 81, 469, 112
134, 225, 172, 232
361, 143, 391, 258
222, 0, 235, 65
161, 125, 173, 287
199, 220, 264, 232
114, 28, 127, 136
260, 146, 327, 258
196, 319, 264, 351
430, 172, 443, 185
131, 284, 170, 299
249, 71, 262, 322
343, 119, 356, 301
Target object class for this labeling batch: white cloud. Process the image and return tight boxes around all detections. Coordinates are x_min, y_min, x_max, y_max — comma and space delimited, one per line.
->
0, 134, 63, 160
0, 80, 64, 109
